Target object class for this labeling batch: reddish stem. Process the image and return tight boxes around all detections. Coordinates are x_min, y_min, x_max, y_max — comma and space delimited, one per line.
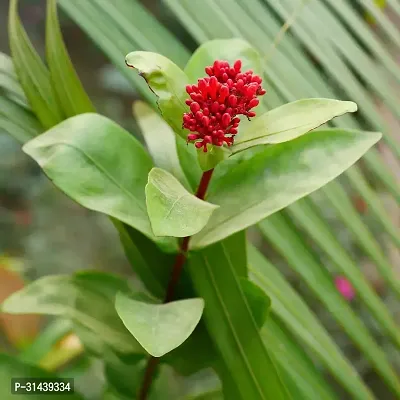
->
138, 168, 214, 400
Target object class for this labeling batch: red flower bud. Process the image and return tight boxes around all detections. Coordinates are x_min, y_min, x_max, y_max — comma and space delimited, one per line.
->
221, 113, 231, 127
234, 60, 242, 71
190, 102, 200, 113
248, 98, 259, 109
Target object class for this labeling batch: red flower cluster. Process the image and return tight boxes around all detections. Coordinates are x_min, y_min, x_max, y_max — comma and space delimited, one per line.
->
183, 59, 266, 152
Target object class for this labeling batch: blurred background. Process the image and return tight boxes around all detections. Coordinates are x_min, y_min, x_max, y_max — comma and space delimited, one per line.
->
0, 0, 400, 399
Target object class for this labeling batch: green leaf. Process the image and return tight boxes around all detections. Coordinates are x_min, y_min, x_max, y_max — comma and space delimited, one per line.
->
125, 51, 189, 140
197, 145, 231, 171
1, 272, 144, 355
233, 99, 358, 153
0, 96, 41, 143
240, 278, 271, 329
188, 238, 290, 400
261, 317, 338, 400
184, 38, 263, 83
191, 128, 381, 249
0, 52, 29, 107
19, 319, 73, 366
8, 0, 64, 129
46, 0, 95, 117
176, 134, 202, 191
115, 292, 204, 357
133, 101, 190, 189
0, 353, 84, 400
112, 220, 175, 299
146, 168, 218, 237
22, 113, 176, 251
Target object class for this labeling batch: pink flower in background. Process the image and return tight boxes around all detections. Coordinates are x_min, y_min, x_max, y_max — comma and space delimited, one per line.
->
335, 276, 355, 301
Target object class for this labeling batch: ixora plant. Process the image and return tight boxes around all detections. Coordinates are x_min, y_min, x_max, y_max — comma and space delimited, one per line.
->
2, 29, 382, 399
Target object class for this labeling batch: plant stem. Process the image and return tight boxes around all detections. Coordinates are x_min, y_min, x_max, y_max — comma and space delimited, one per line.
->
138, 168, 214, 400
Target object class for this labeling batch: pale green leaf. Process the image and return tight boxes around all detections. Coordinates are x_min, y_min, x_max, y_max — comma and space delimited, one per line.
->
115, 292, 204, 357
146, 168, 218, 237
233, 98, 357, 153
184, 38, 263, 82
125, 51, 189, 140
192, 128, 381, 249
22, 113, 176, 252
1, 272, 143, 355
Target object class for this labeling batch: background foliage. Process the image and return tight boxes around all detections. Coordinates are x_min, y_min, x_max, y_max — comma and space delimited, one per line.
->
0, 0, 399, 399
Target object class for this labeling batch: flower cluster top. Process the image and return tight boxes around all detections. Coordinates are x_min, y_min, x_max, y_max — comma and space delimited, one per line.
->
183, 59, 266, 152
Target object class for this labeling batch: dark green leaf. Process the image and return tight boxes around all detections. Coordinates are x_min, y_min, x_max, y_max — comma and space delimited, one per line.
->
239, 278, 271, 329
188, 238, 290, 400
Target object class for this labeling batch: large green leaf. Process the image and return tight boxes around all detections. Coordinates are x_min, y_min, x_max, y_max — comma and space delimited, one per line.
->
22, 113, 176, 252
188, 238, 290, 400
8, 0, 64, 129
1, 272, 144, 355
146, 168, 218, 237
45, 0, 95, 117
233, 98, 357, 153
192, 128, 381, 249
125, 51, 189, 140
115, 293, 204, 357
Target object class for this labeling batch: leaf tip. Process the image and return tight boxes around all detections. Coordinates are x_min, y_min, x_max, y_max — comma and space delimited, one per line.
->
347, 101, 358, 113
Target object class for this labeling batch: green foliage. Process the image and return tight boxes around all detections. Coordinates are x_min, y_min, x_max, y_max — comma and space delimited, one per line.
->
1, 1, 399, 399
